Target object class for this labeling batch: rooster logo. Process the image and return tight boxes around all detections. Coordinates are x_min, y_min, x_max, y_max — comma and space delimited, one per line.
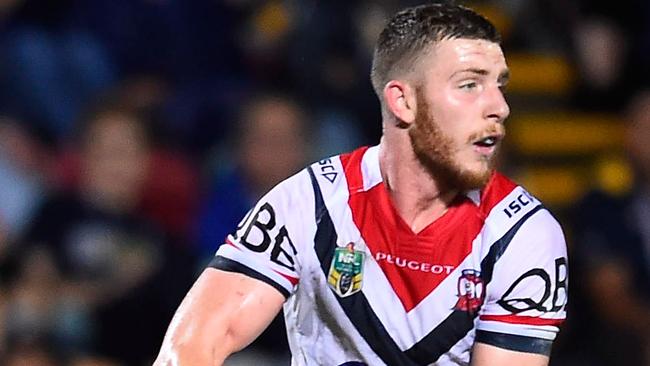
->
454, 269, 485, 314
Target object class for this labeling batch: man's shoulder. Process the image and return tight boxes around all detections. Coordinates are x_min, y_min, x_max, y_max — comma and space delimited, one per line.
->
261, 147, 371, 209
309, 146, 370, 170
478, 172, 521, 215
305, 145, 372, 189
480, 172, 562, 232
484, 171, 518, 196
477, 174, 567, 270
481, 171, 546, 210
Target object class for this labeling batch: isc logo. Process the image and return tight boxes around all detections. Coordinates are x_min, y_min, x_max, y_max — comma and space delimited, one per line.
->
502, 190, 536, 218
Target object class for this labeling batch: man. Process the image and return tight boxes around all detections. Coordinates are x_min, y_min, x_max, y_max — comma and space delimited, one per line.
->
10, 104, 173, 364
197, 94, 310, 263
154, 3, 568, 365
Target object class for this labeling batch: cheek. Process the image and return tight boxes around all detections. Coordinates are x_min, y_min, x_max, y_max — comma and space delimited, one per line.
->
453, 148, 481, 170
430, 96, 471, 141
435, 121, 467, 154
445, 85, 480, 105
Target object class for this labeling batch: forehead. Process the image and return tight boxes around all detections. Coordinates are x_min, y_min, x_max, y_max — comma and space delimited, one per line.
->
418, 38, 507, 76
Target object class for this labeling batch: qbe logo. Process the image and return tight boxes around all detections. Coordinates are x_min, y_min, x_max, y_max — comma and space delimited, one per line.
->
498, 257, 568, 313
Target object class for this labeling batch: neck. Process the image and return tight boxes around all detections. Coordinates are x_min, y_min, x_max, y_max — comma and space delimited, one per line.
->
378, 126, 460, 233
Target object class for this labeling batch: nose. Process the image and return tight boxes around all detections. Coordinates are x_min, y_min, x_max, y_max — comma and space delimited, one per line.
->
484, 85, 510, 123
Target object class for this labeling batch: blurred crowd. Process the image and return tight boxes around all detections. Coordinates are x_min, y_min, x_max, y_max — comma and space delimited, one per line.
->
0, 0, 647, 365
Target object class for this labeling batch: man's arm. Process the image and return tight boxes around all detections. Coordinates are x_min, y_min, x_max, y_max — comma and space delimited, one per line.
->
471, 190, 567, 365
471, 342, 548, 366
153, 267, 285, 366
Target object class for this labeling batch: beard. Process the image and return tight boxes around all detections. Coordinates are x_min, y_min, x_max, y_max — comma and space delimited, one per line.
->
408, 89, 498, 191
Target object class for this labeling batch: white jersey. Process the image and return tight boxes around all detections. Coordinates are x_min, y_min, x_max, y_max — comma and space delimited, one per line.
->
211, 145, 568, 366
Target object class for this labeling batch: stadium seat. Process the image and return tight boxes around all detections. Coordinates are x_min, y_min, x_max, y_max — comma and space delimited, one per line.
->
508, 112, 624, 156
506, 53, 575, 95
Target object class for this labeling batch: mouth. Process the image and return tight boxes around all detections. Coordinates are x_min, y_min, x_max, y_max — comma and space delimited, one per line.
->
472, 135, 502, 155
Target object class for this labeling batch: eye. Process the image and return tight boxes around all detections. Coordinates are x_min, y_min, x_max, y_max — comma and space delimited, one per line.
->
498, 82, 508, 94
459, 81, 478, 90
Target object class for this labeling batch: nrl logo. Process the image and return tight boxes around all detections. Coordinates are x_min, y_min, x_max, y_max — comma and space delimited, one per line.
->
327, 242, 364, 297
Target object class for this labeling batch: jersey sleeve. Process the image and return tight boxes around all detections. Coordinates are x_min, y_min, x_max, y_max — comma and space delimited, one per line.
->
476, 208, 568, 356
207, 169, 314, 299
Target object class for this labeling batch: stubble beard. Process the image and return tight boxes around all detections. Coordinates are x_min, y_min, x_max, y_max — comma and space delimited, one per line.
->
408, 92, 497, 192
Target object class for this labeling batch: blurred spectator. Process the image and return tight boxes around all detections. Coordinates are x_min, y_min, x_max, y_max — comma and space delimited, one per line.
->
287, 1, 386, 143
197, 93, 314, 362
68, 0, 251, 155
4, 340, 60, 366
569, 90, 650, 365
12, 104, 172, 364
53, 77, 202, 246
110, 76, 202, 243
197, 93, 310, 262
3, 247, 67, 360
112, 76, 201, 246
570, 0, 650, 111
0, 116, 51, 277
69, 354, 120, 366
139, 149, 200, 243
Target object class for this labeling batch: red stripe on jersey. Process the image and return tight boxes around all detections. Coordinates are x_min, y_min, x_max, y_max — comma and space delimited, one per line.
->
479, 172, 518, 218
480, 314, 565, 326
274, 270, 300, 286
227, 236, 298, 285
225, 237, 240, 250
339, 146, 367, 193
342, 147, 483, 312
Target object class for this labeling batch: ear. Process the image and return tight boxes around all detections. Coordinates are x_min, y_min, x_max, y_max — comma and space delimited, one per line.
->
383, 80, 416, 126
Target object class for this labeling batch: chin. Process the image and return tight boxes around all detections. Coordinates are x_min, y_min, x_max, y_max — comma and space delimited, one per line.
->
456, 161, 494, 190
460, 170, 492, 190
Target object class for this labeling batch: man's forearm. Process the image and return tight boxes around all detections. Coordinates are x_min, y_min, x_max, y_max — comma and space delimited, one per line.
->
153, 294, 235, 366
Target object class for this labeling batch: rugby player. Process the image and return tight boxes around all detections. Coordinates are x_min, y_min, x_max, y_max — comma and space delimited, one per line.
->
154, 3, 568, 365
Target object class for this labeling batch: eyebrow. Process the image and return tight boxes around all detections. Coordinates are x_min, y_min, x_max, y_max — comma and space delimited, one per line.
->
450, 68, 510, 83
